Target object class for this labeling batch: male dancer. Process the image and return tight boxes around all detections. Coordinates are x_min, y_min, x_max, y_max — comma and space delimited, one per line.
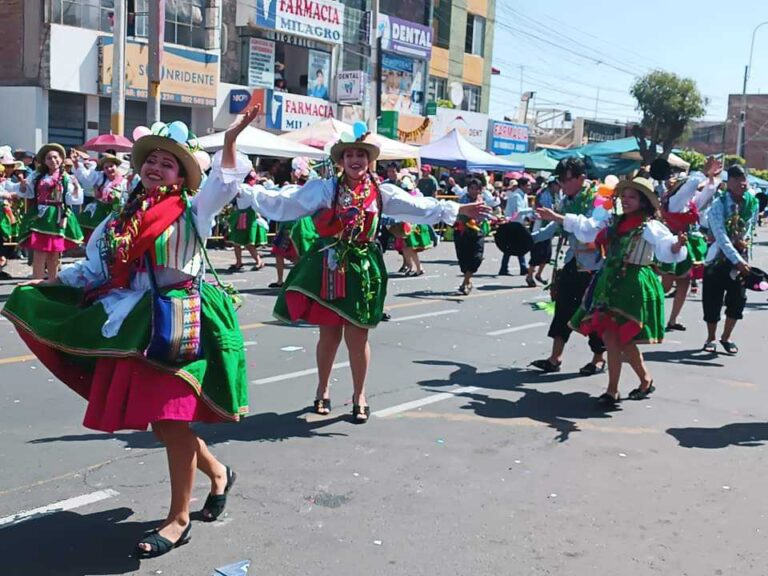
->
529, 157, 606, 375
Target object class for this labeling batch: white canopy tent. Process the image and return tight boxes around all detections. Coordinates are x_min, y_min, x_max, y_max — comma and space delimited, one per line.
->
196, 126, 326, 160
279, 118, 420, 161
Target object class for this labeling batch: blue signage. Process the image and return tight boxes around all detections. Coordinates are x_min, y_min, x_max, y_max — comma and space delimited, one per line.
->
489, 120, 529, 155
229, 89, 252, 114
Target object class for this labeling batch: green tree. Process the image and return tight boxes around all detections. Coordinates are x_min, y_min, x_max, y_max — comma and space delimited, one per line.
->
630, 70, 707, 164
724, 154, 746, 167
677, 149, 706, 172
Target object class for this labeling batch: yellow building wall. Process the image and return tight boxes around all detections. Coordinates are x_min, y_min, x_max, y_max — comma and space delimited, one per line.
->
463, 54, 484, 86
467, 0, 488, 18
430, 47, 449, 78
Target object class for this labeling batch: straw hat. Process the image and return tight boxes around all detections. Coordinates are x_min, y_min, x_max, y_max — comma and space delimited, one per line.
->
615, 177, 659, 210
329, 121, 380, 164
35, 143, 67, 166
131, 121, 201, 190
97, 154, 121, 170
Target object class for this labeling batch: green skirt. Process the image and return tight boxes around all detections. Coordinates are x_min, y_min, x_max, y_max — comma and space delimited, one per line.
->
290, 217, 318, 257
18, 205, 84, 247
657, 233, 708, 278
1, 282, 248, 422
273, 237, 388, 329
78, 201, 114, 231
570, 264, 665, 344
228, 208, 268, 246
0, 209, 18, 241
404, 224, 433, 250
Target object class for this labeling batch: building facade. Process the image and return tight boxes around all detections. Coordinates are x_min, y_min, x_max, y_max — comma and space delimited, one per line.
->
724, 94, 768, 169
0, 0, 223, 151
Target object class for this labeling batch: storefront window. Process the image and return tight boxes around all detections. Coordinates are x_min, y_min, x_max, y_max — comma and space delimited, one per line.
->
52, 0, 115, 33
380, 0, 430, 27
465, 15, 485, 56
462, 85, 481, 112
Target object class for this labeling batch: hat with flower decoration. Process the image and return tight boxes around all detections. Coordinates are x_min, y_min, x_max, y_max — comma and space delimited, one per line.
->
130, 121, 205, 190
329, 121, 380, 164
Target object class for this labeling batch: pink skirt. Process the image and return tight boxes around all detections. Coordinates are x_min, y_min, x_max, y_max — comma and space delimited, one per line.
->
21, 332, 222, 433
20, 232, 78, 253
284, 291, 346, 326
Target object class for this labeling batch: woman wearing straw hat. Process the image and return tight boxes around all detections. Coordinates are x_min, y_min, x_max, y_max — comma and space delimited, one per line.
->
73, 153, 129, 240
17, 143, 84, 279
537, 177, 687, 407
250, 122, 490, 422
2, 109, 259, 558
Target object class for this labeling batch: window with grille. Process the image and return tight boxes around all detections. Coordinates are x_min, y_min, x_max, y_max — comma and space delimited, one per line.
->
462, 85, 481, 112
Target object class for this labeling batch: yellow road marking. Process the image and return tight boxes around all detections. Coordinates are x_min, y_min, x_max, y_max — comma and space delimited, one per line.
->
0, 354, 35, 365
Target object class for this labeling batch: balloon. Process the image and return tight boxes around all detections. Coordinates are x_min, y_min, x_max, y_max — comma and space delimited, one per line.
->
167, 121, 189, 144
150, 121, 169, 137
594, 196, 607, 208
193, 150, 211, 172
353, 120, 368, 140
340, 132, 355, 143
605, 175, 619, 189
592, 206, 610, 221
759, 281, 768, 291
597, 184, 613, 197
132, 126, 151, 141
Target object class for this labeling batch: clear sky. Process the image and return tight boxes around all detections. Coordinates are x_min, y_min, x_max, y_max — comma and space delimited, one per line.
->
490, 0, 768, 125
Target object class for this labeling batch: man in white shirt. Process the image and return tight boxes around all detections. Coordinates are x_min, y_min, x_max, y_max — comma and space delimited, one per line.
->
499, 177, 533, 276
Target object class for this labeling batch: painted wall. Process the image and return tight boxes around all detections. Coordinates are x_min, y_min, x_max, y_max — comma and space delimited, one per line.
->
0, 87, 48, 150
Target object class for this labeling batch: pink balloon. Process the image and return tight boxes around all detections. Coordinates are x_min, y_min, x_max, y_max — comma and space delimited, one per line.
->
193, 150, 211, 172
605, 175, 619, 189
759, 281, 768, 291
594, 196, 607, 208
132, 126, 151, 141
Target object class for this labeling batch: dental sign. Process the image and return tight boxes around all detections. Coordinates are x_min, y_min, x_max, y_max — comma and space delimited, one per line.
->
254, 0, 345, 45
378, 14, 432, 60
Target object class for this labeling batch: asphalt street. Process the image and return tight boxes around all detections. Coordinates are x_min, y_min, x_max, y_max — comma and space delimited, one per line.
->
1, 235, 768, 576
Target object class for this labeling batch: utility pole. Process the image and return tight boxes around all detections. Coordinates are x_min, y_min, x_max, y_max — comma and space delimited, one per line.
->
147, 0, 166, 125
366, 1, 380, 134
737, 21, 768, 158
110, 0, 126, 135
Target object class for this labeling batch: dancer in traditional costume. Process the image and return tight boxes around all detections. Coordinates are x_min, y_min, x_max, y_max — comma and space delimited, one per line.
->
454, 178, 495, 295
395, 173, 433, 277
251, 122, 489, 421
529, 158, 607, 376
1, 110, 258, 558
658, 157, 721, 331
74, 154, 128, 240
17, 143, 84, 279
0, 155, 23, 279
537, 177, 687, 407
226, 171, 268, 272
702, 164, 758, 355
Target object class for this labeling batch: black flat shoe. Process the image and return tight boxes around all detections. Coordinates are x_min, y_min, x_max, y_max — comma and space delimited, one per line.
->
666, 322, 686, 332
313, 398, 331, 415
227, 264, 244, 273
597, 393, 621, 408
268, 282, 283, 288
136, 523, 191, 559
579, 361, 606, 376
352, 404, 370, 424
201, 466, 236, 522
530, 359, 561, 373
628, 380, 655, 400
720, 340, 739, 355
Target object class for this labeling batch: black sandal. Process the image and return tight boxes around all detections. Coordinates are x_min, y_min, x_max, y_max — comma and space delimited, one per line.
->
597, 393, 620, 408
352, 404, 370, 424
720, 340, 739, 355
628, 380, 655, 400
201, 466, 236, 522
268, 281, 283, 288
227, 264, 244, 273
530, 359, 562, 373
136, 523, 191, 558
703, 340, 717, 353
579, 361, 606, 376
666, 322, 687, 331
313, 398, 331, 415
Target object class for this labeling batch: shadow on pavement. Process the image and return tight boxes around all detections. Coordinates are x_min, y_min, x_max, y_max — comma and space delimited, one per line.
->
0, 507, 148, 575
667, 422, 768, 449
28, 408, 348, 450
393, 289, 466, 303
643, 348, 724, 368
415, 360, 616, 443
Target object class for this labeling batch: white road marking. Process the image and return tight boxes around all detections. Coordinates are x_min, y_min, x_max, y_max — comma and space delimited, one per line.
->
373, 386, 479, 418
392, 310, 459, 322
250, 362, 351, 385
486, 322, 547, 337
0, 489, 120, 529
